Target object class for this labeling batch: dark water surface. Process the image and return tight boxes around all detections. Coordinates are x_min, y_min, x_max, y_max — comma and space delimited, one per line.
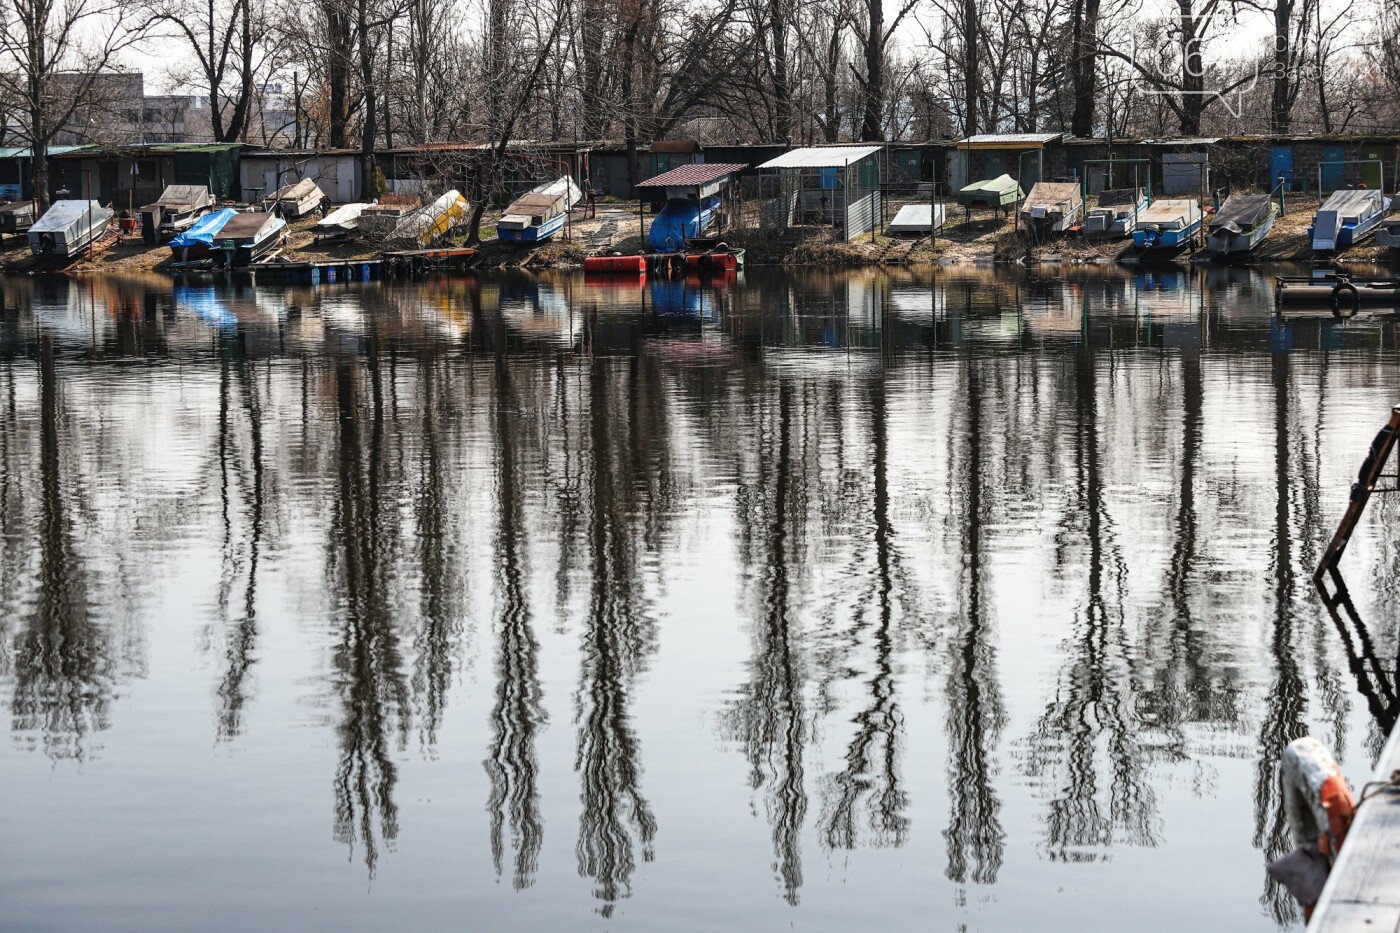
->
2, 266, 1400, 931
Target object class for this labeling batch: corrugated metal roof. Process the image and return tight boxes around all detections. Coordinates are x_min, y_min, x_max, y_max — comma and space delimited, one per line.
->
0, 145, 88, 159
1143, 137, 1222, 146
635, 162, 748, 188
758, 145, 882, 169
959, 133, 1062, 148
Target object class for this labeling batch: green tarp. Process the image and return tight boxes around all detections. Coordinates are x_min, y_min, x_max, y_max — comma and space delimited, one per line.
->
957, 174, 1024, 208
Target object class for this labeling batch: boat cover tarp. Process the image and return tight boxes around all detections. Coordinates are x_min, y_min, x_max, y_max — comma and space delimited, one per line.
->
30, 200, 113, 241
150, 185, 212, 210
0, 200, 35, 218
1210, 194, 1272, 235
1020, 182, 1083, 217
1319, 188, 1384, 222
649, 195, 721, 252
169, 208, 238, 249
957, 174, 1024, 207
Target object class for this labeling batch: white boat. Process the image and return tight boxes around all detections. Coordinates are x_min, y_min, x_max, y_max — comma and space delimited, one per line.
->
138, 184, 214, 242
888, 203, 945, 235
1019, 182, 1084, 234
389, 190, 471, 246
263, 178, 327, 218
497, 177, 582, 242
1084, 188, 1149, 238
1206, 194, 1277, 255
28, 200, 114, 258
316, 201, 373, 237
215, 211, 288, 268
1309, 188, 1391, 253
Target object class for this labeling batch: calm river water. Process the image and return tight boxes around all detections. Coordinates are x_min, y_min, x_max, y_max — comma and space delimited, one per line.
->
2, 265, 1399, 931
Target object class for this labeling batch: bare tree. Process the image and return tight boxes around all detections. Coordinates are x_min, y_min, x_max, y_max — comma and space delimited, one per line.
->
0, 0, 154, 208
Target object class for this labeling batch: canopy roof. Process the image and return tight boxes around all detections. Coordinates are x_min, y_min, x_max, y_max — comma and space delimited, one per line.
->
636, 163, 747, 188
758, 146, 881, 169
958, 133, 1062, 149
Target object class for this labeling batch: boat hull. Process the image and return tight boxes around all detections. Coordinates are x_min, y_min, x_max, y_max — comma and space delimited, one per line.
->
1133, 218, 1202, 253
1207, 208, 1277, 255
499, 212, 566, 243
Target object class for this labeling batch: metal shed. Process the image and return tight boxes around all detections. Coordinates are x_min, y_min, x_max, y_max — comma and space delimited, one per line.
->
755, 145, 883, 241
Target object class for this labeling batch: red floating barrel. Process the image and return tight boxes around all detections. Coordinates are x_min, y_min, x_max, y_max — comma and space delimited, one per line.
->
684, 252, 739, 272
584, 255, 647, 274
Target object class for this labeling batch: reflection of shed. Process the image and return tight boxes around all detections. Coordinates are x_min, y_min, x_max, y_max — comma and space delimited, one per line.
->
950, 133, 1063, 191
756, 145, 883, 241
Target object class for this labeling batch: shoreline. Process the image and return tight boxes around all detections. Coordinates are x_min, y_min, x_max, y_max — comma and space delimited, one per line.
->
2, 198, 1396, 275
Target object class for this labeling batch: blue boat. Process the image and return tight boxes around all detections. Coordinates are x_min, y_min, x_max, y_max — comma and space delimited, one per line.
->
174, 286, 236, 330
1308, 189, 1392, 253
497, 177, 582, 243
649, 195, 720, 253
1132, 199, 1203, 253
169, 208, 238, 260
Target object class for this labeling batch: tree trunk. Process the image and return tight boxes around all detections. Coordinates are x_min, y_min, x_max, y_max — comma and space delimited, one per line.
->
962, 0, 978, 136
1070, 0, 1099, 136
770, 0, 792, 141
860, 0, 884, 141
1269, 0, 1294, 133
358, 0, 377, 199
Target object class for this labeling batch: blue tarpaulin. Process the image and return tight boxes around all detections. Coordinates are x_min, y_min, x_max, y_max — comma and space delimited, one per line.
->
649, 196, 720, 253
169, 208, 238, 250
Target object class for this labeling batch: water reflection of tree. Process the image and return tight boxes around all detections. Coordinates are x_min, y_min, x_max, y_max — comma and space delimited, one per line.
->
819, 374, 909, 853
328, 347, 410, 876
574, 357, 659, 917
483, 309, 546, 891
9, 336, 113, 760
1026, 342, 1158, 862
722, 379, 810, 904
214, 346, 266, 740
942, 358, 1005, 884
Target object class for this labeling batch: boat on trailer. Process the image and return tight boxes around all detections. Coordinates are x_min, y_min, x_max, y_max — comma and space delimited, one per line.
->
1308, 188, 1391, 253
215, 211, 288, 268
168, 208, 239, 261
1019, 182, 1084, 235
1206, 193, 1278, 256
138, 184, 213, 243
263, 178, 328, 218
28, 200, 114, 258
316, 202, 373, 239
1084, 188, 1148, 239
1132, 199, 1203, 254
0, 200, 37, 236
498, 177, 582, 243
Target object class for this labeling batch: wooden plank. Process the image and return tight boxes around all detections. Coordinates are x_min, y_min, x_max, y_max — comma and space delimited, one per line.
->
1310, 723, 1400, 930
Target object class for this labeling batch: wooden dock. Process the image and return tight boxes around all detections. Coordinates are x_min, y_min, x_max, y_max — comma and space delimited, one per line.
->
1309, 722, 1400, 930
246, 258, 383, 284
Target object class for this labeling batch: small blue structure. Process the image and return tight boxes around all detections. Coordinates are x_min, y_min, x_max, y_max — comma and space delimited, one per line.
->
636, 162, 746, 253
